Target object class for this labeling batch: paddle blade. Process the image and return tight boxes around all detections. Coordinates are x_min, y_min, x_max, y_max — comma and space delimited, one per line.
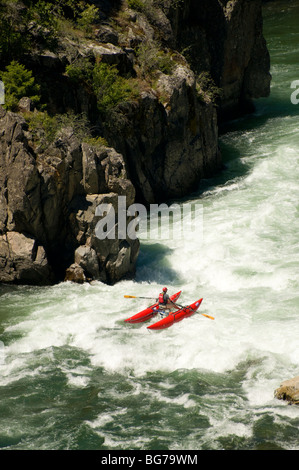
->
201, 313, 215, 320
124, 295, 137, 298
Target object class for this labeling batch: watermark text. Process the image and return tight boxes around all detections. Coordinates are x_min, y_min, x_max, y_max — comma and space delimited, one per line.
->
290, 80, 299, 104
0, 341, 5, 365
0, 80, 4, 105
95, 196, 203, 241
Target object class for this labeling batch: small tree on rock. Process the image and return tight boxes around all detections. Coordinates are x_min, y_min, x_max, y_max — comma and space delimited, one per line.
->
0, 61, 41, 111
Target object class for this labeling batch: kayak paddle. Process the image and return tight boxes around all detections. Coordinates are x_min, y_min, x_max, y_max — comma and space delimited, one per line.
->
124, 295, 156, 300
176, 303, 214, 320
199, 313, 214, 320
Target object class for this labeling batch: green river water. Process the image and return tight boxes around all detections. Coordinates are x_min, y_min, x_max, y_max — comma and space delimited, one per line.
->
0, 0, 299, 452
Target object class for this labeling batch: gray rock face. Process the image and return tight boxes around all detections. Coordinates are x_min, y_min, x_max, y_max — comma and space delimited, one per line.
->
0, 231, 53, 285
167, 0, 271, 119
0, 106, 139, 285
105, 65, 221, 204
99, 0, 269, 203
74, 245, 100, 280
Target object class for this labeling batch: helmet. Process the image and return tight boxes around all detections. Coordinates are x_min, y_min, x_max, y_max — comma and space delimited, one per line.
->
163, 287, 167, 292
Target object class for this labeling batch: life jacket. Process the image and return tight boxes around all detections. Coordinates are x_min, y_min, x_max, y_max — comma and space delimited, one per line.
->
159, 292, 166, 305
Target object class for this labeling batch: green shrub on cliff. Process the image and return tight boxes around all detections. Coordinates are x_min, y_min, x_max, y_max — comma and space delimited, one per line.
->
196, 72, 222, 105
0, 0, 65, 62
25, 110, 60, 147
65, 57, 94, 85
66, 60, 139, 115
0, 1, 101, 63
29, 0, 100, 39
137, 40, 174, 77
127, 0, 145, 11
92, 62, 139, 113
77, 4, 100, 31
25, 110, 108, 150
0, 61, 41, 111
0, 1, 31, 61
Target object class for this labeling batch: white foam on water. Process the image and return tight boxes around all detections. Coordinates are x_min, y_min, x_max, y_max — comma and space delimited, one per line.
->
0, 93, 298, 453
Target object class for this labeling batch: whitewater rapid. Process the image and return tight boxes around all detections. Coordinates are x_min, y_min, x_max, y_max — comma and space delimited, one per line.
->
1, 1, 299, 450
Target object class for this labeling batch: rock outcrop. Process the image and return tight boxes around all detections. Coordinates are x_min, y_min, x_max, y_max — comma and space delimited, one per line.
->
0, 231, 53, 285
167, 0, 271, 119
104, 67, 221, 204
275, 376, 299, 405
0, 105, 139, 285
19, 0, 270, 205
92, 0, 270, 202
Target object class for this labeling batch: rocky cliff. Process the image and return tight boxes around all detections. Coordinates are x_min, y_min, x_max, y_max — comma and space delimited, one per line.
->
0, 105, 139, 284
0, 0, 271, 285
167, 0, 271, 119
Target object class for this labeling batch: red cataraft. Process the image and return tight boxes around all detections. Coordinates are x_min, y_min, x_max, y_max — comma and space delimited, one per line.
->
124, 291, 182, 324
147, 298, 203, 331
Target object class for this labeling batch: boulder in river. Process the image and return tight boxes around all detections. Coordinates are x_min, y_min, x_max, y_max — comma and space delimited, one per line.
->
275, 376, 299, 405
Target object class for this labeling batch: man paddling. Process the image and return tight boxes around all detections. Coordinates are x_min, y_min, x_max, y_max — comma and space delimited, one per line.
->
157, 287, 180, 317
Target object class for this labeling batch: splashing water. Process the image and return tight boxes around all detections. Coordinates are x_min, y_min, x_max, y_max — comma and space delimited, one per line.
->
0, 1, 299, 451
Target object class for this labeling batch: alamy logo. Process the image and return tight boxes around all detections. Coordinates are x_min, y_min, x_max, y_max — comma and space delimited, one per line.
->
0, 80, 5, 105
290, 80, 299, 104
95, 196, 203, 241
0, 341, 5, 365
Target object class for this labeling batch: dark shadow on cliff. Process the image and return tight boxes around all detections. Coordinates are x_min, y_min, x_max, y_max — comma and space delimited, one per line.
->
196, 90, 298, 198
184, 141, 250, 201
44, 195, 94, 282
135, 242, 183, 284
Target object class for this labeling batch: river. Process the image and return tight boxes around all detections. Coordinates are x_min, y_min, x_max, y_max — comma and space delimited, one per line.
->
0, 0, 298, 451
